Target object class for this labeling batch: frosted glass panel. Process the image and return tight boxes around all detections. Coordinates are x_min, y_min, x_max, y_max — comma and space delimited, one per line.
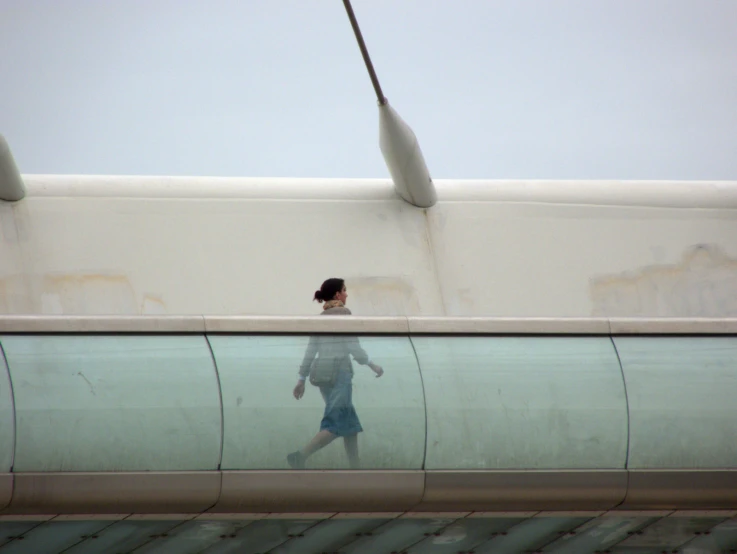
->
211, 335, 425, 469
0, 343, 13, 471
3, 335, 222, 471
414, 336, 627, 469
615, 337, 737, 468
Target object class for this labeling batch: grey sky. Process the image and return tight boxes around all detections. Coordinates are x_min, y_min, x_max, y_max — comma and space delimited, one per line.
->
1, 0, 736, 180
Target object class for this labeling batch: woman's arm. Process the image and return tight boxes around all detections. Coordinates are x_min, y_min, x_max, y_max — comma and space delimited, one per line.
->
347, 335, 369, 365
294, 335, 319, 399
347, 336, 383, 377
298, 335, 319, 380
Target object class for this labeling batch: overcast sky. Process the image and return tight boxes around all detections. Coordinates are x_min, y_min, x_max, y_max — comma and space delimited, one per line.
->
1, 0, 736, 180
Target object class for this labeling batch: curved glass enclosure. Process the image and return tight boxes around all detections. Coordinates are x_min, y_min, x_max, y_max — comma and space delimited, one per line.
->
413, 337, 628, 469
0, 332, 736, 473
0, 345, 13, 472
1, 335, 222, 472
209, 335, 425, 470
615, 336, 737, 469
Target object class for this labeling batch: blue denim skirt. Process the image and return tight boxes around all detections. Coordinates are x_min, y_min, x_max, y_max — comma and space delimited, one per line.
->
318, 370, 363, 437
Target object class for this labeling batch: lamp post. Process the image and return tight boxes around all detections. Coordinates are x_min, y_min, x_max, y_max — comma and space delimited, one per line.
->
0, 135, 25, 202
342, 0, 437, 208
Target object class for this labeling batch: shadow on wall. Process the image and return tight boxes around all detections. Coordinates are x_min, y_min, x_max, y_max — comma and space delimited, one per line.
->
590, 244, 737, 317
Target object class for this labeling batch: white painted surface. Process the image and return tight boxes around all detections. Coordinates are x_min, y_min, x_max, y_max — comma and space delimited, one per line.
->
0, 176, 735, 317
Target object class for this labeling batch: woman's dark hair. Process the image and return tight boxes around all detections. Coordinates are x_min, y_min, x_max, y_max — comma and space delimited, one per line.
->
314, 278, 344, 302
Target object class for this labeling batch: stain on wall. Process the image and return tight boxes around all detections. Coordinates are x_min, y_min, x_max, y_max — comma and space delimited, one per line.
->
345, 276, 421, 316
43, 274, 139, 314
0, 205, 18, 245
422, 208, 448, 316
0, 273, 151, 314
141, 294, 167, 315
0, 203, 29, 313
590, 244, 737, 317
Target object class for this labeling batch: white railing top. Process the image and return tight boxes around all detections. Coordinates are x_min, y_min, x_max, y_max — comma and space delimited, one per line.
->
0, 316, 735, 334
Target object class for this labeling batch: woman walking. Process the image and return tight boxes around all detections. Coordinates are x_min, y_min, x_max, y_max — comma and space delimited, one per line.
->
288, 278, 384, 469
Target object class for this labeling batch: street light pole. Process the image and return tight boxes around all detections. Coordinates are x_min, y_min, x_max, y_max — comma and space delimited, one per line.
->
0, 135, 25, 202
341, 0, 437, 208
341, 0, 386, 106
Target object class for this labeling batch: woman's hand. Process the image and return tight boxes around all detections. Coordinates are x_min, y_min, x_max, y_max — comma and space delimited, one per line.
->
369, 362, 384, 378
293, 380, 305, 399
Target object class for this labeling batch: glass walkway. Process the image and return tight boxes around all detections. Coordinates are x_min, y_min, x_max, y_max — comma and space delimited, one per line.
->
0, 316, 735, 553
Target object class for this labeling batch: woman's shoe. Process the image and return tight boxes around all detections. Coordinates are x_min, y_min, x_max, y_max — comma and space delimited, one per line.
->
287, 451, 306, 469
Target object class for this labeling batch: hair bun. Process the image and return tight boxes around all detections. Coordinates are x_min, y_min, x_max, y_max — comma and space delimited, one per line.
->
313, 278, 344, 303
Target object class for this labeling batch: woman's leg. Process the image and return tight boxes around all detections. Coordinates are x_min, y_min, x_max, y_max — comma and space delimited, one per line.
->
289, 375, 357, 469
302, 430, 336, 457
344, 434, 359, 469
288, 430, 336, 469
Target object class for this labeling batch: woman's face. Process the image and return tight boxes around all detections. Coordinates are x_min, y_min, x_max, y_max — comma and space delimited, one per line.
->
335, 285, 348, 304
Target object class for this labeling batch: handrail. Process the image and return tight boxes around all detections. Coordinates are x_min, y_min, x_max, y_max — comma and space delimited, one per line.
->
0, 316, 736, 334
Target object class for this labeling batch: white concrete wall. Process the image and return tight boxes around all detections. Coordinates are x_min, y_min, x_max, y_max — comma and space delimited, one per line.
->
1, 176, 736, 317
